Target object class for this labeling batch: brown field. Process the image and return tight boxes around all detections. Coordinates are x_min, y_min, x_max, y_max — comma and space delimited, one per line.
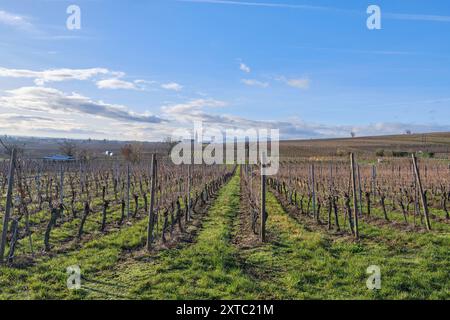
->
280, 132, 450, 159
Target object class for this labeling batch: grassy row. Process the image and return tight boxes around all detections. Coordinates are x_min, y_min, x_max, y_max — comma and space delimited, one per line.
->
1, 195, 146, 258
0, 171, 242, 299
237, 191, 449, 299
0, 214, 148, 299
80, 170, 261, 299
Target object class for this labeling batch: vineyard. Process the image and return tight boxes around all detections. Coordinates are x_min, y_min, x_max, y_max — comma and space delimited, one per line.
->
0, 144, 449, 299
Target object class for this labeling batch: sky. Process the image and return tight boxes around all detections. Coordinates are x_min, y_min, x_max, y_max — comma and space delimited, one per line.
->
0, 0, 449, 141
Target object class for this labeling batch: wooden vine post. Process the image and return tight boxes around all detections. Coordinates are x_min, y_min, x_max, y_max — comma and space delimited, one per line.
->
412, 154, 432, 231
188, 138, 194, 221
371, 165, 377, 199
147, 154, 157, 251
311, 164, 317, 222
357, 164, 363, 215
0, 149, 17, 264
187, 164, 192, 221
260, 152, 267, 242
350, 153, 360, 239
127, 163, 131, 218
60, 163, 64, 206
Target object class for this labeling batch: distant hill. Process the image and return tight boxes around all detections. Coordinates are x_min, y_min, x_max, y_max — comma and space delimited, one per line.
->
0, 136, 172, 160
280, 132, 450, 158
1, 132, 449, 160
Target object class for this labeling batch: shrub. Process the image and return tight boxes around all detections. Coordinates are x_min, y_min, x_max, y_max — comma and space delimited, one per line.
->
392, 151, 409, 158
420, 152, 435, 158
336, 148, 348, 157
375, 149, 385, 157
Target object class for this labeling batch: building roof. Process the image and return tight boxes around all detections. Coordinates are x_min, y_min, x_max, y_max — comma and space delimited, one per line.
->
43, 154, 76, 161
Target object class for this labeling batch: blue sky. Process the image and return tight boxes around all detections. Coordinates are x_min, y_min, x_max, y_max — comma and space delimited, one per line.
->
0, 0, 449, 141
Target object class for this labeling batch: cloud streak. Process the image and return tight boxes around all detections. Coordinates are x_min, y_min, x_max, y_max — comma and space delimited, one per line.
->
179, 0, 450, 23
241, 79, 269, 88
0, 10, 33, 30
239, 63, 251, 73
0, 86, 449, 141
179, 0, 332, 11
0, 86, 163, 124
275, 76, 310, 90
96, 78, 141, 90
161, 82, 184, 91
0, 66, 154, 91
0, 80, 448, 141
159, 97, 448, 140
0, 67, 117, 85
385, 12, 450, 23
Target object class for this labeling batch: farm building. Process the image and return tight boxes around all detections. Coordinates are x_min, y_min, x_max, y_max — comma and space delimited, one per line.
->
43, 154, 76, 162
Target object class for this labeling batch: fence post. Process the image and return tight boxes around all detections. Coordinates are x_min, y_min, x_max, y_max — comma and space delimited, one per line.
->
357, 164, 363, 215
311, 164, 317, 221
60, 163, 64, 206
371, 165, 376, 196
350, 153, 359, 239
412, 154, 432, 231
329, 163, 333, 194
36, 170, 42, 201
187, 164, 192, 221
0, 149, 17, 264
260, 153, 267, 242
147, 154, 157, 251
127, 163, 131, 218
79, 162, 84, 196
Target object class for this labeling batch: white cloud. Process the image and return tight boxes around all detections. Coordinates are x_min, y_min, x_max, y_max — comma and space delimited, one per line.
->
276, 76, 310, 90
239, 63, 251, 73
286, 78, 310, 90
179, 0, 331, 11
0, 113, 102, 135
1, 86, 449, 141
241, 79, 269, 88
385, 12, 450, 23
96, 78, 138, 90
181, 1, 450, 24
0, 10, 33, 30
0, 81, 448, 141
0, 66, 149, 91
0, 86, 163, 124
134, 79, 155, 85
162, 99, 227, 115
161, 82, 183, 91
0, 67, 116, 85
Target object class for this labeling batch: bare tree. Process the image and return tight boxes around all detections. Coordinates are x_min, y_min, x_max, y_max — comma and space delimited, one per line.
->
78, 148, 94, 162
59, 140, 78, 157
121, 143, 143, 163
162, 136, 179, 155
0, 137, 24, 156
351, 131, 356, 138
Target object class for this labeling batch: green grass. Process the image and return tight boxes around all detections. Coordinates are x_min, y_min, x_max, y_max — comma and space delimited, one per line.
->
0, 212, 148, 299
79, 170, 261, 299
238, 191, 449, 299
1, 171, 448, 300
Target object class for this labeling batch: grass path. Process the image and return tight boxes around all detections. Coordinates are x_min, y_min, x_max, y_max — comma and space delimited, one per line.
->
79, 171, 261, 299
0, 214, 148, 299
237, 191, 449, 299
